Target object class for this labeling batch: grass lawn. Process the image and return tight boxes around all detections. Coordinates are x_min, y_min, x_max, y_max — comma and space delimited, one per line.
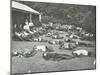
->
11, 39, 96, 74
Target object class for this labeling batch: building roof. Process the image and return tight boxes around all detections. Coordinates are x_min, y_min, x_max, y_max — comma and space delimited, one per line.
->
12, 1, 40, 14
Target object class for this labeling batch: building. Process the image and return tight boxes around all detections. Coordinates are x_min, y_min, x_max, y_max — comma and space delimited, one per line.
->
11, 1, 42, 26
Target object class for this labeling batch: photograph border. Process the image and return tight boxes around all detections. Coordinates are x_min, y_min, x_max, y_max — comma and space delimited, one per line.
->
10, 0, 96, 75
